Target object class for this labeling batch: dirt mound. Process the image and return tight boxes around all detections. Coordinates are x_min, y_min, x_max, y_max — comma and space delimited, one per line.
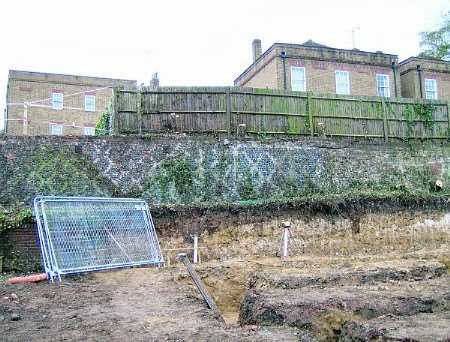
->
342, 312, 450, 341
238, 259, 450, 340
247, 260, 447, 289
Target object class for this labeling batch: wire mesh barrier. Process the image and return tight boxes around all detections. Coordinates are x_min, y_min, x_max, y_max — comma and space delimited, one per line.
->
34, 196, 164, 282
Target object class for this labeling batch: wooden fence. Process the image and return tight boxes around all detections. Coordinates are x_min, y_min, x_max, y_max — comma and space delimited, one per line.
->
111, 87, 450, 140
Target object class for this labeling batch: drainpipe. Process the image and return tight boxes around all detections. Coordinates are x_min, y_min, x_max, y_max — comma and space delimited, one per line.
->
417, 65, 423, 99
281, 51, 287, 90
391, 61, 398, 97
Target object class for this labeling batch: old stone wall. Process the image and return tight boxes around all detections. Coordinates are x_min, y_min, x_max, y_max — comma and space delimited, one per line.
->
2, 135, 450, 271
1, 135, 450, 208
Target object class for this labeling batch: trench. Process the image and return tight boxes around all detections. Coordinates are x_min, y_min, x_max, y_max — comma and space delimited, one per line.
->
173, 209, 450, 327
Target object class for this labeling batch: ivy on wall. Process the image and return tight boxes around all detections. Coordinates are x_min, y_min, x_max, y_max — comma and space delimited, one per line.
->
403, 104, 436, 139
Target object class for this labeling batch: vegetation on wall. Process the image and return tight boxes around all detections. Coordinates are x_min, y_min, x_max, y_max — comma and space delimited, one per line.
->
95, 111, 110, 136
95, 99, 112, 136
2, 145, 116, 206
143, 155, 195, 203
403, 104, 436, 139
0, 208, 33, 234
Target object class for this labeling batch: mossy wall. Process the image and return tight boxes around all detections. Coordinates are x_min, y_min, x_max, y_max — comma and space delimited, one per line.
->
1, 136, 450, 209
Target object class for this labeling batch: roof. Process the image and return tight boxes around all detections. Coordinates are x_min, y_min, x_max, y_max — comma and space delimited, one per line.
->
300, 40, 331, 49
234, 40, 398, 84
9, 70, 137, 87
399, 56, 450, 66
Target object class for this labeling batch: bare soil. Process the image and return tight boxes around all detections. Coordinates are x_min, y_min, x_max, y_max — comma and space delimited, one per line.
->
1, 210, 450, 341
0, 265, 305, 342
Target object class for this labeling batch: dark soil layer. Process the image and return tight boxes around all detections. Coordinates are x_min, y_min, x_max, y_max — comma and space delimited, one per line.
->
152, 196, 450, 238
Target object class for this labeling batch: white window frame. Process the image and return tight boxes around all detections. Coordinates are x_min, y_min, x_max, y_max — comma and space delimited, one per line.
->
335, 70, 350, 95
83, 127, 95, 136
376, 74, 390, 97
84, 95, 96, 112
424, 79, 438, 100
290, 66, 306, 92
50, 124, 63, 135
51, 92, 63, 110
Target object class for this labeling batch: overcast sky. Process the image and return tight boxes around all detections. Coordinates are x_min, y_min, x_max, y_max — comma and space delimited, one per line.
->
1, 0, 448, 130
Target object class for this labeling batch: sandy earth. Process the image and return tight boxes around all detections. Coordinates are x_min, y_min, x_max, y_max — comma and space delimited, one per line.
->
0, 266, 299, 342
1, 248, 449, 341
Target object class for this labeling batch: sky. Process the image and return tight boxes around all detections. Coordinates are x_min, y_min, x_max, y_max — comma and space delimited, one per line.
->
0, 0, 448, 131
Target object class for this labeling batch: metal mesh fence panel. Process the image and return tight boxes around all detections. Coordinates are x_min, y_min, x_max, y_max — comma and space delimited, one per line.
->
34, 196, 163, 282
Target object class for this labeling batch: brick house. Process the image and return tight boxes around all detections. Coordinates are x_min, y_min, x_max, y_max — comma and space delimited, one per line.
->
234, 39, 401, 98
5, 70, 136, 136
399, 57, 450, 100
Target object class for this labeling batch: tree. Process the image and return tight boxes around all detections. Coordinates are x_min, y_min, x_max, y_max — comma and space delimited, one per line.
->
419, 11, 450, 60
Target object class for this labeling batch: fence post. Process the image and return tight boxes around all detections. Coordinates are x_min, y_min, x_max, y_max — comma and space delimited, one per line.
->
226, 88, 232, 136
137, 90, 143, 135
447, 103, 450, 140
111, 88, 119, 135
307, 93, 314, 136
381, 99, 389, 143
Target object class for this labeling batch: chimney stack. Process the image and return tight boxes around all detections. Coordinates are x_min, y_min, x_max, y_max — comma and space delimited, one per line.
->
252, 39, 262, 62
150, 72, 159, 89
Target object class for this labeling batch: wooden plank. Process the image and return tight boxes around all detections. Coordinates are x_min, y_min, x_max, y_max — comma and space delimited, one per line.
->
226, 88, 232, 136
137, 90, 142, 135
381, 99, 389, 142
176, 253, 224, 323
307, 93, 314, 136
111, 88, 119, 135
447, 103, 450, 140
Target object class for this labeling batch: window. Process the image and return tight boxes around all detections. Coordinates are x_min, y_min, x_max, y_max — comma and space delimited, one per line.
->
376, 74, 390, 97
83, 127, 95, 136
84, 95, 96, 112
425, 79, 438, 99
291, 67, 306, 91
52, 92, 63, 110
335, 71, 350, 95
50, 124, 63, 135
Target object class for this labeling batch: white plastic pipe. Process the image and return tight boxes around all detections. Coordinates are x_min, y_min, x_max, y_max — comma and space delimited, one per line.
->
193, 235, 198, 263
282, 227, 289, 258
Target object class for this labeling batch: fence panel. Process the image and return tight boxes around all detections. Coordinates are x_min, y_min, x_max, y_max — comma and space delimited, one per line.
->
311, 97, 384, 137
140, 89, 228, 133
116, 91, 139, 133
232, 91, 309, 135
112, 87, 449, 140
385, 101, 448, 139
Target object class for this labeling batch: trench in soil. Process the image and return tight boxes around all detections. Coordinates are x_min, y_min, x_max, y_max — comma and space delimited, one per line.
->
170, 209, 450, 326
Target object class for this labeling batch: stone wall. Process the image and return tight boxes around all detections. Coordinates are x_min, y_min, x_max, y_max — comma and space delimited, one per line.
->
2, 135, 450, 272
1, 135, 450, 209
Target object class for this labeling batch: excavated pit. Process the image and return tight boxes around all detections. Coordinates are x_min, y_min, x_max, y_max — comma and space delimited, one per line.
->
2, 206, 450, 341
170, 210, 450, 340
